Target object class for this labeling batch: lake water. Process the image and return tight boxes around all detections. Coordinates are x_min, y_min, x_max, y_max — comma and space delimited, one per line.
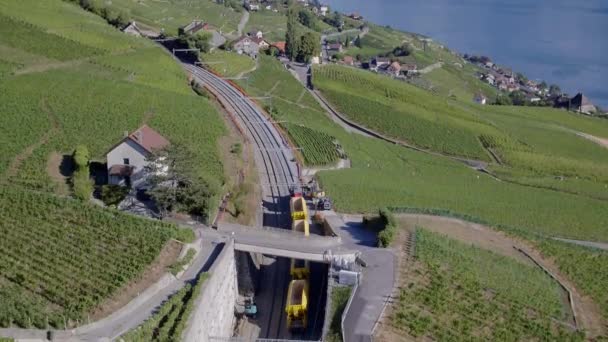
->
324, 0, 608, 108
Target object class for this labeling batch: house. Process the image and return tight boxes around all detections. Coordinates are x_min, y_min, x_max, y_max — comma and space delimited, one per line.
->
474, 93, 487, 105
233, 36, 268, 57
386, 61, 401, 76
497, 80, 508, 91
506, 84, 520, 93
348, 12, 363, 20
320, 6, 329, 16
248, 29, 263, 39
570, 93, 596, 114
342, 55, 354, 66
245, 1, 260, 11
371, 57, 390, 71
179, 20, 210, 36
484, 61, 494, 68
106, 125, 170, 188
327, 42, 343, 53
122, 22, 143, 37
403, 63, 418, 76
271, 41, 286, 56
483, 73, 496, 85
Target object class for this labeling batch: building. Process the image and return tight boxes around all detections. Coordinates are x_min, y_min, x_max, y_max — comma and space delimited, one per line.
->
106, 125, 170, 188
248, 29, 263, 39
122, 22, 143, 37
179, 20, 211, 36
233, 36, 269, 57
570, 93, 596, 114
386, 61, 401, 76
348, 12, 363, 20
319, 5, 329, 16
342, 55, 354, 66
474, 93, 487, 105
370, 57, 390, 71
327, 42, 343, 53
245, 1, 260, 11
403, 63, 418, 76
271, 41, 286, 56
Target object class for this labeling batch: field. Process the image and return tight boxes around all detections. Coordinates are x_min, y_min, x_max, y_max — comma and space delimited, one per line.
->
0, 0, 227, 328
200, 50, 256, 78
101, 0, 242, 37
282, 124, 341, 166
0, 186, 193, 328
121, 273, 207, 341
384, 228, 581, 341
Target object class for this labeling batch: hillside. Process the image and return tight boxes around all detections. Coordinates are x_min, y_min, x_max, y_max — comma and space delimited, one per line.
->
0, 0, 225, 328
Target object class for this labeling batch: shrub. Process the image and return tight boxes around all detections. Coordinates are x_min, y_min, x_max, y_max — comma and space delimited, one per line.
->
377, 208, 397, 247
100, 184, 129, 206
71, 145, 93, 200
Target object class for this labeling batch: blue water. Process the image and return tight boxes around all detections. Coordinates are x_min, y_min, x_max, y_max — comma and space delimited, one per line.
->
325, 0, 608, 108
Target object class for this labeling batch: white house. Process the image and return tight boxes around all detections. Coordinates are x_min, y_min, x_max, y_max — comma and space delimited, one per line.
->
106, 125, 170, 188
320, 6, 329, 16
122, 22, 143, 37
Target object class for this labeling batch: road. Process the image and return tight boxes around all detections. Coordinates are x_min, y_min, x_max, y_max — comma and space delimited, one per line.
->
184, 64, 306, 339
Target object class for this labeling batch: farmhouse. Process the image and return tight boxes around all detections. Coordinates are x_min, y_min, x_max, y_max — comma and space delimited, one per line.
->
234, 36, 269, 57
570, 93, 596, 114
386, 61, 401, 76
371, 57, 390, 71
271, 41, 286, 56
122, 22, 143, 37
106, 125, 170, 188
327, 42, 343, 53
342, 55, 354, 66
179, 20, 211, 36
248, 29, 263, 39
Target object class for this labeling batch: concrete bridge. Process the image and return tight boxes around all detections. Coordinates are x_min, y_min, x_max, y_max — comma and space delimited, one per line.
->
209, 222, 360, 266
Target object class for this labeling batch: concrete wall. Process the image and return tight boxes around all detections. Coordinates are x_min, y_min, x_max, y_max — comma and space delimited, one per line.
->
183, 241, 237, 342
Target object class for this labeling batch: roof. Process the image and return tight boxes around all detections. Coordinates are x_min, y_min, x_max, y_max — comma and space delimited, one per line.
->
328, 43, 342, 50
403, 63, 417, 70
388, 61, 401, 70
374, 57, 390, 64
109, 164, 134, 177
272, 41, 286, 53
571, 93, 594, 107
127, 124, 170, 153
182, 20, 209, 35
342, 56, 354, 63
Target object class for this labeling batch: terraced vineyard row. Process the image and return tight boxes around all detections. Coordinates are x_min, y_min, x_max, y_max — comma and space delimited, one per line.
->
392, 229, 582, 341
283, 124, 341, 166
0, 186, 193, 328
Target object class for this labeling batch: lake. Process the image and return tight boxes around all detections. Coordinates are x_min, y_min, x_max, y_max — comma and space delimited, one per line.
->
324, 0, 608, 108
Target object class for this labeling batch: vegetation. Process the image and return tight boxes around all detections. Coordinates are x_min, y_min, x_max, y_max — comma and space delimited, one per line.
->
326, 286, 352, 342
145, 144, 219, 222
120, 272, 208, 342
363, 208, 397, 247
97, 0, 242, 36
282, 123, 341, 166
71, 145, 93, 200
0, 186, 194, 328
200, 51, 256, 78
100, 184, 129, 206
391, 229, 582, 341
168, 249, 196, 276
538, 240, 608, 321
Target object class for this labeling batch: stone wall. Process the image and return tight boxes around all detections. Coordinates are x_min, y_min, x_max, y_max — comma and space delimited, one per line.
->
183, 241, 237, 342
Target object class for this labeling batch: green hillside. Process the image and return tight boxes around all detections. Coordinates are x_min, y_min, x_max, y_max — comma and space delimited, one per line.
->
0, 0, 225, 327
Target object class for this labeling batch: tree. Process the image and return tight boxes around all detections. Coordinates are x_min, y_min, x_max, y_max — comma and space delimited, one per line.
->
509, 90, 527, 106
539, 81, 548, 90
298, 32, 320, 63
549, 84, 561, 96
354, 35, 362, 48
145, 144, 216, 221
344, 35, 350, 48
285, 7, 299, 61
298, 9, 314, 28
516, 72, 528, 85
392, 43, 412, 57
494, 94, 513, 105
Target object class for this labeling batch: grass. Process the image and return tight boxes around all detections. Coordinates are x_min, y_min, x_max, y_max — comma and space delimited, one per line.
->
200, 50, 256, 78
120, 272, 208, 342
325, 286, 351, 342
102, 0, 242, 37
390, 228, 582, 341
168, 248, 196, 276
0, 186, 194, 328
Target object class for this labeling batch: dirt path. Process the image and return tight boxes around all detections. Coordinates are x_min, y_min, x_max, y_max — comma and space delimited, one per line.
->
237, 11, 250, 37
46, 152, 71, 196
576, 131, 608, 150
396, 213, 606, 338
418, 62, 443, 74
3, 98, 60, 181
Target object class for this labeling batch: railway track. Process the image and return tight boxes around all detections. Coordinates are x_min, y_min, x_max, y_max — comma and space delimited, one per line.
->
185, 64, 298, 339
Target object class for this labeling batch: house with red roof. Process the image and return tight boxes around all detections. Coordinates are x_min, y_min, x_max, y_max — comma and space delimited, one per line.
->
106, 125, 170, 187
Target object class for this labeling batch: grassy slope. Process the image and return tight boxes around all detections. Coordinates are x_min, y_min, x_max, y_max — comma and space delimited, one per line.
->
102, 0, 242, 36
200, 50, 256, 78
392, 229, 581, 341
0, 0, 224, 326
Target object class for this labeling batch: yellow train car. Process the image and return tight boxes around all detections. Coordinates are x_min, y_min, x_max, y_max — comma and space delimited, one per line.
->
290, 259, 310, 279
290, 197, 308, 220
286, 279, 309, 331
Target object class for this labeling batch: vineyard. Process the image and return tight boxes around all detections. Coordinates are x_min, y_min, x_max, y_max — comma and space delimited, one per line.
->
391, 228, 582, 341
100, 0, 241, 36
121, 273, 208, 342
0, 186, 194, 328
200, 51, 256, 78
282, 124, 341, 166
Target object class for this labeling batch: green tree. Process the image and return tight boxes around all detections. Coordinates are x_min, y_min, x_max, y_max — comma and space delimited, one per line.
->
354, 35, 362, 48
71, 145, 93, 201
298, 9, 314, 28
298, 32, 320, 63
285, 7, 300, 61
549, 84, 561, 96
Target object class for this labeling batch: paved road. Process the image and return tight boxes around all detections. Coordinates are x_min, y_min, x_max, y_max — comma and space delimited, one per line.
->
553, 237, 608, 251
185, 64, 303, 339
